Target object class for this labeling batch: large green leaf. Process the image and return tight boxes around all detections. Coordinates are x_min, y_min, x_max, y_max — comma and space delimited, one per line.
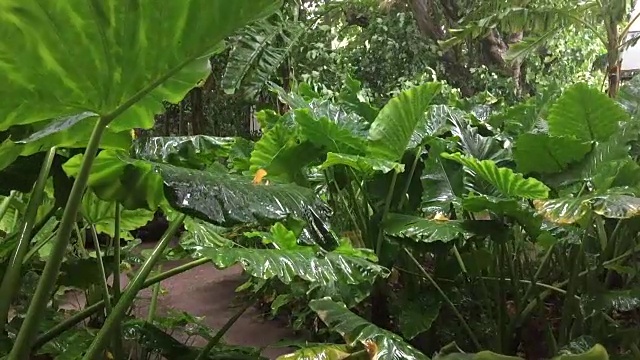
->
309, 298, 429, 360
368, 83, 442, 161
513, 134, 592, 174
201, 247, 387, 286
82, 190, 155, 240
132, 136, 237, 170
441, 153, 550, 199
445, 105, 504, 161
547, 83, 629, 142
383, 213, 469, 243
222, 14, 305, 100
0, 113, 131, 171
63, 150, 330, 228
320, 153, 404, 176
406, 105, 453, 150
294, 108, 368, 155
581, 288, 640, 318
249, 122, 319, 182
0, 0, 280, 131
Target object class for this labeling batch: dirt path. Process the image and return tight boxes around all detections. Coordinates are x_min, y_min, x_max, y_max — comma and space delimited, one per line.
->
61, 259, 297, 359
133, 262, 295, 359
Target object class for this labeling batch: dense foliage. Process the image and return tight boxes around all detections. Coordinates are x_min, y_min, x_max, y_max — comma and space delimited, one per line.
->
1, 0, 640, 360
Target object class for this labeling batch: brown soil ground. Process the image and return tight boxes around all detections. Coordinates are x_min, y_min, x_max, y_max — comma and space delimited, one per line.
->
61, 256, 296, 359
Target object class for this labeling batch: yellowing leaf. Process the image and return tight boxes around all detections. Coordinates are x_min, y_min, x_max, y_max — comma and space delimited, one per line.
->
253, 168, 268, 184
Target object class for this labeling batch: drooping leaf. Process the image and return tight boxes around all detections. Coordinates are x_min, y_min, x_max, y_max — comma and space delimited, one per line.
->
513, 134, 592, 174
223, 15, 305, 100
132, 136, 237, 170
0, 0, 280, 132
200, 247, 388, 286
441, 153, 550, 199
368, 83, 442, 161
383, 213, 469, 243
461, 195, 542, 237
309, 298, 429, 360
82, 190, 155, 240
277, 345, 358, 360
320, 153, 404, 175
533, 197, 591, 224
590, 194, 640, 219
581, 288, 640, 318
535, 192, 640, 224
63, 150, 331, 240
547, 84, 629, 142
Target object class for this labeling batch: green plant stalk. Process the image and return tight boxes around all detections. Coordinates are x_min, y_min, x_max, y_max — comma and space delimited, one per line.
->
375, 171, 398, 256
23, 233, 56, 264
0, 147, 56, 332
146, 265, 162, 323
82, 214, 186, 360
0, 191, 16, 223
404, 248, 481, 350
111, 202, 124, 360
396, 147, 421, 210
86, 223, 113, 315
509, 244, 555, 331
8, 119, 109, 360
558, 242, 584, 346
195, 286, 266, 360
33, 257, 209, 350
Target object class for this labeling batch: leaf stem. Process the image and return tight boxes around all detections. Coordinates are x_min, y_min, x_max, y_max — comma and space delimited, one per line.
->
32, 256, 209, 350
111, 202, 124, 360
403, 248, 481, 351
0, 147, 56, 333
375, 171, 398, 255
85, 222, 113, 315
81, 214, 186, 360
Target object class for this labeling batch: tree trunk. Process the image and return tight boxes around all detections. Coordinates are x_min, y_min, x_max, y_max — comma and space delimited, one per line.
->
190, 88, 205, 135
605, 18, 621, 98
408, 0, 524, 97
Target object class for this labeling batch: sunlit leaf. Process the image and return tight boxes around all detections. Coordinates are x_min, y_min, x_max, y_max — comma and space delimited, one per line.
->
200, 247, 388, 286
277, 345, 358, 360
0, 0, 280, 132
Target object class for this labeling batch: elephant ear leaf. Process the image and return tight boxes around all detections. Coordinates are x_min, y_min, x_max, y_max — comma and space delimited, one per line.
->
63, 150, 332, 244
441, 152, 550, 199
0, 0, 280, 132
309, 298, 429, 360
547, 83, 628, 142
368, 83, 442, 161
513, 134, 592, 175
